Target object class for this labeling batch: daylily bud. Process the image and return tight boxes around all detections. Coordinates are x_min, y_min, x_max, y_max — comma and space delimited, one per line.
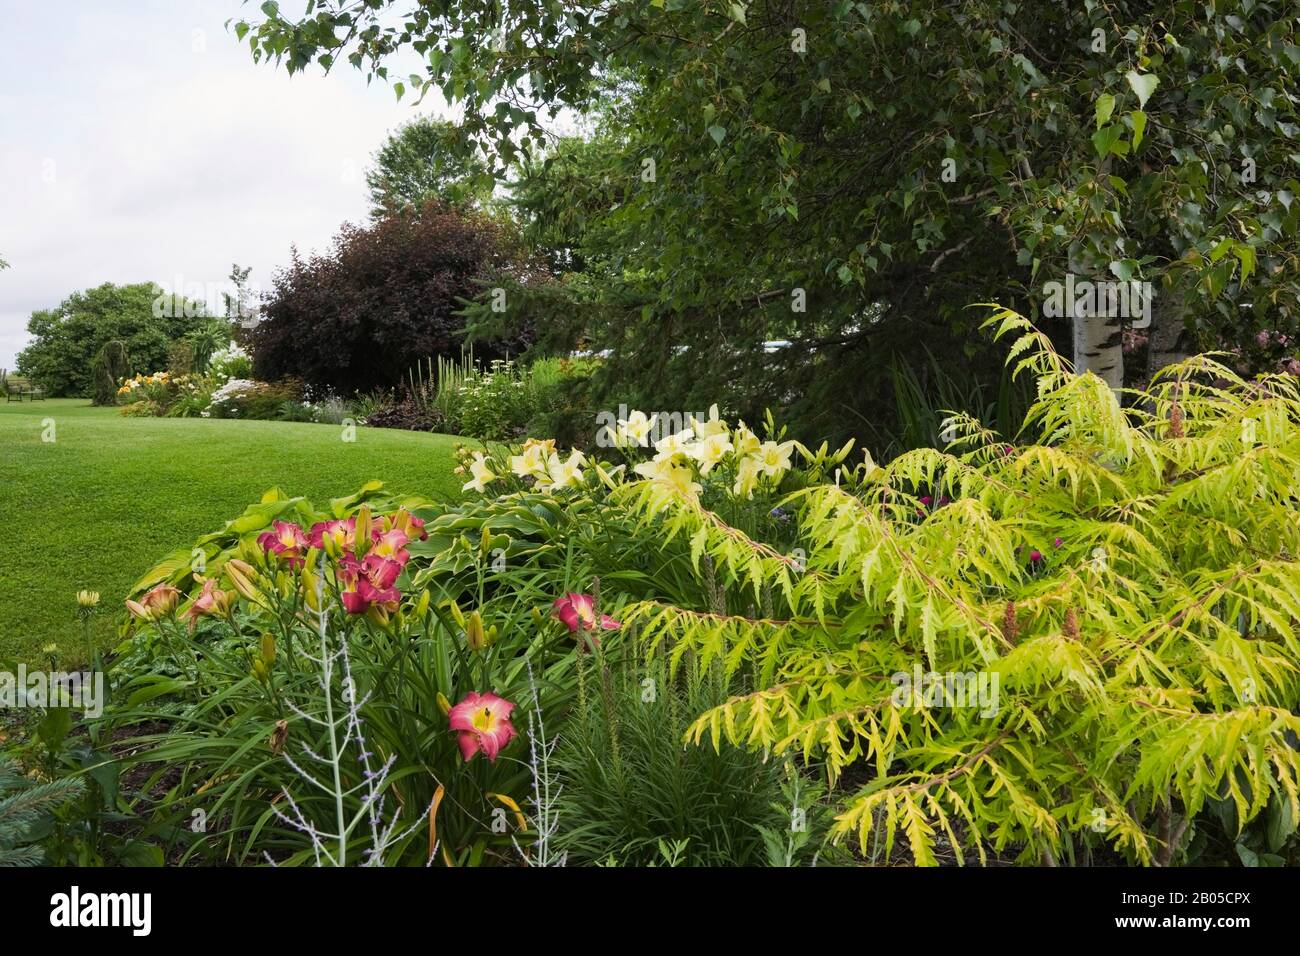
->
531, 606, 544, 628
301, 559, 324, 612
446, 600, 465, 629
224, 559, 260, 601
415, 589, 431, 617
260, 632, 276, 666
480, 527, 492, 557
355, 506, 373, 552
464, 611, 487, 651
436, 692, 452, 716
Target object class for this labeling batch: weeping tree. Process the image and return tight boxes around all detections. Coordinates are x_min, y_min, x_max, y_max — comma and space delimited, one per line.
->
90, 339, 131, 406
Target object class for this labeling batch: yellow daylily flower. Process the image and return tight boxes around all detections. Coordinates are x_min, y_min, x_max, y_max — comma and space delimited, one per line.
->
733, 422, 762, 457
615, 410, 657, 447
462, 452, 499, 493
733, 454, 763, 498
634, 456, 702, 499
544, 450, 586, 489
510, 443, 549, 478
653, 427, 695, 460
689, 403, 729, 439
757, 439, 795, 477
686, 432, 733, 474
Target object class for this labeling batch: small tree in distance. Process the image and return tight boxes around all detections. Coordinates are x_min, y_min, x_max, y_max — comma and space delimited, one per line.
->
366, 118, 493, 219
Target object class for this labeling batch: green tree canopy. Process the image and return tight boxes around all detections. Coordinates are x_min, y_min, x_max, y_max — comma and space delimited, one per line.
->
16, 283, 209, 397
238, 1, 1300, 441
366, 116, 494, 218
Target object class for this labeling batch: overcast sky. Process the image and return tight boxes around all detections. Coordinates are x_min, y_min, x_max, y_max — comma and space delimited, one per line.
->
0, 0, 438, 368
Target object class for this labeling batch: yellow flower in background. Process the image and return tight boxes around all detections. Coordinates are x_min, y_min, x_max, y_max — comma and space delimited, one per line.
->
687, 432, 733, 474
521, 437, 556, 458
690, 404, 728, 439
462, 452, 499, 493
510, 442, 548, 478
76, 590, 101, 609
757, 440, 795, 477
653, 427, 695, 461
733, 454, 763, 498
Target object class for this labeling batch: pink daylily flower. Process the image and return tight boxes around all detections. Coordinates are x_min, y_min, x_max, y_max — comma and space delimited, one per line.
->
337, 553, 403, 615
382, 509, 428, 541
185, 578, 233, 631
125, 583, 181, 621
552, 592, 620, 648
308, 518, 357, 553
370, 528, 412, 566
448, 691, 517, 762
258, 521, 308, 568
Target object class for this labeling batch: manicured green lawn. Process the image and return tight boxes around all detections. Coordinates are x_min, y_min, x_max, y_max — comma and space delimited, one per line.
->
0, 399, 464, 665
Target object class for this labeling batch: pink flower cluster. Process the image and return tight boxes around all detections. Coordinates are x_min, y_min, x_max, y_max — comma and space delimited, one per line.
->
256, 510, 428, 615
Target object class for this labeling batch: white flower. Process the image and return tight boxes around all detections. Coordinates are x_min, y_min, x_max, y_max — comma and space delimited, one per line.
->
542, 450, 586, 490
733, 422, 762, 457
689, 404, 728, 440
756, 440, 795, 477
510, 443, 549, 478
462, 452, 499, 493
634, 456, 702, 499
686, 432, 733, 474
615, 410, 658, 447
653, 427, 695, 460
209, 378, 258, 404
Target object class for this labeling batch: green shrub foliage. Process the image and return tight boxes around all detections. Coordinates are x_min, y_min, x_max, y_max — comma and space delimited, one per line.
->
610, 310, 1300, 864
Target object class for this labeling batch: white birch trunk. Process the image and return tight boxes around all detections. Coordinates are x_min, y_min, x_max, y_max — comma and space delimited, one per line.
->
1072, 305, 1124, 392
